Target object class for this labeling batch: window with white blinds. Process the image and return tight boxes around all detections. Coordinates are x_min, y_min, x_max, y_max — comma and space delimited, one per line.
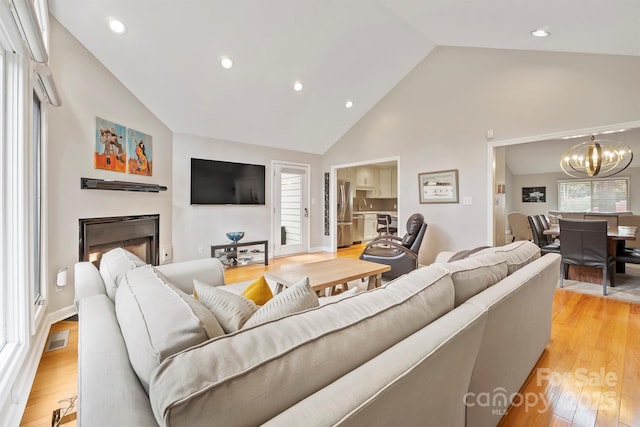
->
558, 178, 629, 212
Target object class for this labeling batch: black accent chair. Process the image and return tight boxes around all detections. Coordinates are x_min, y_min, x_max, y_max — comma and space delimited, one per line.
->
360, 213, 427, 280
559, 219, 615, 296
527, 215, 560, 255
376, 214, 397, 235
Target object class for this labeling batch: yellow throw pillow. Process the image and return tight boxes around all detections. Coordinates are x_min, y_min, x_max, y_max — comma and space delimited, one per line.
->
242, 276, 273, 306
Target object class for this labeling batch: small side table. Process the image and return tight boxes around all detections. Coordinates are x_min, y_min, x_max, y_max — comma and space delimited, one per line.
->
210, 240, 269, 267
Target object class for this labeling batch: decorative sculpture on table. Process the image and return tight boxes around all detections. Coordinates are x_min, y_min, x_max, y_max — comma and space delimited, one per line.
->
226, 231, 245, 243
223, 232, 245, 266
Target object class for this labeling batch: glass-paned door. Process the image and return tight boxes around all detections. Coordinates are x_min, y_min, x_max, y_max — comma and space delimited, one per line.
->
273, 162, 309, 256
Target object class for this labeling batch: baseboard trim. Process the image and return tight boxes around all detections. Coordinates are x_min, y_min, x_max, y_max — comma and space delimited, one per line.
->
2, 319, 50, 427
1, 304, 77, 427
48, 304, 78, 324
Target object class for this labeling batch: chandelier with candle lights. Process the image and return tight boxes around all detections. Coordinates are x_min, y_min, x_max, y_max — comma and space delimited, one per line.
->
560, 135, 633, 178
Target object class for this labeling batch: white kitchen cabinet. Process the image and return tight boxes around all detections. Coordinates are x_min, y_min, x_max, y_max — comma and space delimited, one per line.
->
363, 213, 377, 242
378, 168, 393, 198
337, 167, 355, 182
337, 167, 348, 181
356, 167, 375, 189
391, 167, 397, 197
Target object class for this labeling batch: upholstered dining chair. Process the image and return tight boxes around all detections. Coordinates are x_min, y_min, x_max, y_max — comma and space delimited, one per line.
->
508, 212, 533, 242
527, 215, 560, 255
619, 215, 640, 249
360, 213, 427, 280
537, 214, 550, 235
559, 219, 615, 296
615, 215, 640, 265
537, 214, 559, 245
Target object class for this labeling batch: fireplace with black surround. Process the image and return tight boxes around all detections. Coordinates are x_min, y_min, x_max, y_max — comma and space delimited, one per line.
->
79, 214, 160, 266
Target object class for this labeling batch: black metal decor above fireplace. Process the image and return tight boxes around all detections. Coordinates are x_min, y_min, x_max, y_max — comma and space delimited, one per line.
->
79, 214, 160, 266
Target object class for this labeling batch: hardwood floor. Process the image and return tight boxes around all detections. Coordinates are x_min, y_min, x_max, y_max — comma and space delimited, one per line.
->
20, 320, 78, 427
498, 289, 640, 426
20, 246, 640, 426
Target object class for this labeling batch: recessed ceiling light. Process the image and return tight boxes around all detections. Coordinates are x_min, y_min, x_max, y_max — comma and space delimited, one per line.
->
530, 29, 550, 38
293, 81, 303, 92
220, 57, 233, 69
108, 19, 127, 35
345, 100, 354, 109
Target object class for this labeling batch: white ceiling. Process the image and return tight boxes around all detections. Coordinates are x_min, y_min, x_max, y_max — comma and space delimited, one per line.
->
49, 0, 640, 154
506, 127, 640, 176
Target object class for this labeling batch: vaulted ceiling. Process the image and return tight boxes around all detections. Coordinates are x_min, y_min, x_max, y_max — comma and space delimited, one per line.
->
49, 0, 640, 154
506, 127, 640, 176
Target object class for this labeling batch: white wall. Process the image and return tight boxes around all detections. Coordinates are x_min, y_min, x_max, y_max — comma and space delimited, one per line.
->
509, 173, 561, 218
172, 133, 322, 263
46, 18, 173, 314
323, 46, 640, 253
509, 166, 640, 217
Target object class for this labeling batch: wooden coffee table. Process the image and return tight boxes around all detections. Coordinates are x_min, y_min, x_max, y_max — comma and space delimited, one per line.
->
265, 258, 391, 296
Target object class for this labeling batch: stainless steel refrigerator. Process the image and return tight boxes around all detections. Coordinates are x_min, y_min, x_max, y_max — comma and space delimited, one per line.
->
337, 180, 353, 248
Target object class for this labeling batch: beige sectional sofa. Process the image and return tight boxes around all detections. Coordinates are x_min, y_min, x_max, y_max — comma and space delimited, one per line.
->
74, 241, 560, 427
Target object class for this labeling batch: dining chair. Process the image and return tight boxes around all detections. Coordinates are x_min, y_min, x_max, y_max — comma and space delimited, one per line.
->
534, 214, 556, 245
559, 219, 615, 296
376, 214, 397, 236
584, 214, 619, 228
527, 215, 560, 255
615, 215, 640, 265
537, 215, 551, 236
508, 212, 533, 241
619, 215, 640, 249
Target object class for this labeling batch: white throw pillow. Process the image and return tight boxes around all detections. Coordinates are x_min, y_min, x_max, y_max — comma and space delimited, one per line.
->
99, 247, 147, 301
243, 276, 318, 328
194, 279, 258, 333
318, 286, 359, 305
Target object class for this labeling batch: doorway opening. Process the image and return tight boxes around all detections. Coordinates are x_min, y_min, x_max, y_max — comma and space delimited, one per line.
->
272, 161, 310, 257
488, 121, 640, 246
332, 157, 400, 251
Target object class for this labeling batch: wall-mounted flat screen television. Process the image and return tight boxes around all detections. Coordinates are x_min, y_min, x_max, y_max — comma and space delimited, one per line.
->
190, 158, 266, 205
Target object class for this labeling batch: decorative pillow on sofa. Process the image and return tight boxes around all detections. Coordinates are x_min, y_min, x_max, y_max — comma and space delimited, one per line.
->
149, 265, 455, 426
194, 279, 258, 333
440, 253, 508, 307
100, 247, 147, 301
469, 240, 540, 275
115, 266, 224, 393
241, 276, 274, 305
447, 246, 491, 262
243, 276, 319, 328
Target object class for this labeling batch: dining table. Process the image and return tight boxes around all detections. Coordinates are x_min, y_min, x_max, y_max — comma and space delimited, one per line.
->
544, 224, 638, 283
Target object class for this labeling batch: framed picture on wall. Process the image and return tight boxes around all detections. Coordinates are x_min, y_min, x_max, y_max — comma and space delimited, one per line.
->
95, 117, 127, 173
418, 169, 459, 204
522, 186, 546, 203
127, 128, 153, 176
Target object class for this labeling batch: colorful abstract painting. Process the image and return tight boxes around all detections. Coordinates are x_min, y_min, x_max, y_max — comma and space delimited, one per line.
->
127, 128, 153, 176
95, 117, 127, 172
